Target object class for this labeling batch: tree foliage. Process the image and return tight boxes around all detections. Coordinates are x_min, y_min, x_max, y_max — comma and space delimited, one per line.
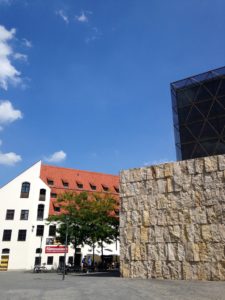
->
48, 191, 119, 264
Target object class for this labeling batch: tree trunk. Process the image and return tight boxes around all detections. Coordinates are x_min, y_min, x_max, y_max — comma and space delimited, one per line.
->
92, 243, 95, 266
101, 241, 104, 263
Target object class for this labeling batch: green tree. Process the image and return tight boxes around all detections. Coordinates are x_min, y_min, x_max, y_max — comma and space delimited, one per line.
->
48, 191, 119, 266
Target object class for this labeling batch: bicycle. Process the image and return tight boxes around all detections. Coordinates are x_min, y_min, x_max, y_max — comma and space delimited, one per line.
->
33, 264, 47, 273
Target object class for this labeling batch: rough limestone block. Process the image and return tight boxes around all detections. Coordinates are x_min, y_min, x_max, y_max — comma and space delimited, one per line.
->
218, 155, 225, 171
167, 243, 176, 261
121, 262, 130, 278
155, 226, 164, 243
164, 163, 173, 177
201, 225, 212, 242
152, 165, 165, 179
204, 156, 218, 173
186, 159, 195, 175
194, 158, 204, 174
147, 244, 159, 261
168, 261, 182, 279
157, 179, 167, 194
140, 226, 149, 243
198, 242, 210, 262
166, 178, 174, 193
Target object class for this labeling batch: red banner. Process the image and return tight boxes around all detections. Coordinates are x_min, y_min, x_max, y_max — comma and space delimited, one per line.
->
45, 246, 68, 254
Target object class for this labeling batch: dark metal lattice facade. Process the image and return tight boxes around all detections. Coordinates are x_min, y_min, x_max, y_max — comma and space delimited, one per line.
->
171, 66, 225, 160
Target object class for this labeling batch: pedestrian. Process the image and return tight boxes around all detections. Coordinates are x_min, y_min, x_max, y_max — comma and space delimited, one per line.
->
82, 256, 86, 270
87, 256, 92, 273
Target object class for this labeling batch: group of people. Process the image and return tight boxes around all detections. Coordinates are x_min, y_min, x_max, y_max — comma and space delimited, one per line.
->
81, 256, 92, 270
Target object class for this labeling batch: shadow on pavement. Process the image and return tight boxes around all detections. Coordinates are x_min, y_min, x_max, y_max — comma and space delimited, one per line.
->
71, 270, 120, 278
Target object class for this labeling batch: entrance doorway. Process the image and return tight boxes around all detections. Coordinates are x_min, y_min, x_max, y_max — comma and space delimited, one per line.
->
0, 255, 9, 271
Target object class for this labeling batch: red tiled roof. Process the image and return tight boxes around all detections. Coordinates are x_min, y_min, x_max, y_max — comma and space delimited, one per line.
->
40, 164, 119, 216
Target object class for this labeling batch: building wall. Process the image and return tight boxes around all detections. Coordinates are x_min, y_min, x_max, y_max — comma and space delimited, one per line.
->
0, 161, 119, 270
120, 155, 225, 280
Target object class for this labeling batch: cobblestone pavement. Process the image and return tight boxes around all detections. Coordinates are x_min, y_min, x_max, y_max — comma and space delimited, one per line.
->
0, 271, 225, 300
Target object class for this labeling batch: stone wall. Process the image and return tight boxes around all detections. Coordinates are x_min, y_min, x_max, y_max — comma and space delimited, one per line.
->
119, 155, 225, 280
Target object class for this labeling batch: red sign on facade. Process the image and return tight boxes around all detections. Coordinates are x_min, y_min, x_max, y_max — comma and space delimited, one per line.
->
45, 246, 68, 254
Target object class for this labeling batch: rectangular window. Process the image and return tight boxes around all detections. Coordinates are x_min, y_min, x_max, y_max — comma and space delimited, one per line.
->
5, 209, 15, 220
18, 230, 26, 241
47, 256, 53, 265
53, 205, 61, 212
2, 230, 12, 241
68, 256, 73, 265
20, 210, 29, 220
47, 179, 54, 186
49, 225, 56, 236
35, 256, 41, 266
51, 193, 57, 198
46, 238, 54, 245
36, 225, 44, 236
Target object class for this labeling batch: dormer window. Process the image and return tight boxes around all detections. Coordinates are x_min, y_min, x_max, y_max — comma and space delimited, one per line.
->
47, 179, 54, 186
114, 186, 119, 193
76, 181, 83, 189
102, 184, 109, 192
90, 183, 96, 190
20, 182, 30, 198
62, 180, 69, 188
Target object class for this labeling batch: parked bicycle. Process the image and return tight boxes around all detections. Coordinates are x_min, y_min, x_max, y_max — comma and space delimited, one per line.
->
33, 263, 47, 273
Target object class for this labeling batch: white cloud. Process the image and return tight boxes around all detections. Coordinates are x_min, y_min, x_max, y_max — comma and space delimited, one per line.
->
14, 52, 28, 61
75, 11, 89, 23
143, 158, 170, 166
45, 150, 67, 163
0, 25, 22, 90
0, 100, 23, 126
0, 151, 21, 166
22, 38, 32, 48
56, 10, 69, 24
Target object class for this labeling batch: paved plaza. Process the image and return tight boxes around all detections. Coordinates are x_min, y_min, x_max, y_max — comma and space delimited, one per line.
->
0, 271, 225, 300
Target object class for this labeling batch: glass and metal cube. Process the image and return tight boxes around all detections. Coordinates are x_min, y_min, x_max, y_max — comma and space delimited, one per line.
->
171, 66, 225, 160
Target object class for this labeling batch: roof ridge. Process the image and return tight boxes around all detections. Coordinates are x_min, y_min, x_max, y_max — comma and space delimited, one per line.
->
41, 163, 119, 177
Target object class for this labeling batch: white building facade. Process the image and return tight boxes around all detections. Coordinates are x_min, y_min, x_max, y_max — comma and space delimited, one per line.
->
0, 161, 120, 271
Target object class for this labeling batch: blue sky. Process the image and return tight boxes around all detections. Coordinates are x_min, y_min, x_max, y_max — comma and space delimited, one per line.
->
0, 0, 225, 186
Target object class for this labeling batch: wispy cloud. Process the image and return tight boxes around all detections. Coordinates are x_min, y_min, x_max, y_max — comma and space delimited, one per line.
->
75, 11, 89, 23
56, 10, 69, 24
85, 27, 101, 44
0, 100, 23, 128
0, 151, 21, 166
0, 25, 24, 90
13, 52, 28, 61
22, 38, 32, 48
143, 158, 170, 167
44, 150, 67, 163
